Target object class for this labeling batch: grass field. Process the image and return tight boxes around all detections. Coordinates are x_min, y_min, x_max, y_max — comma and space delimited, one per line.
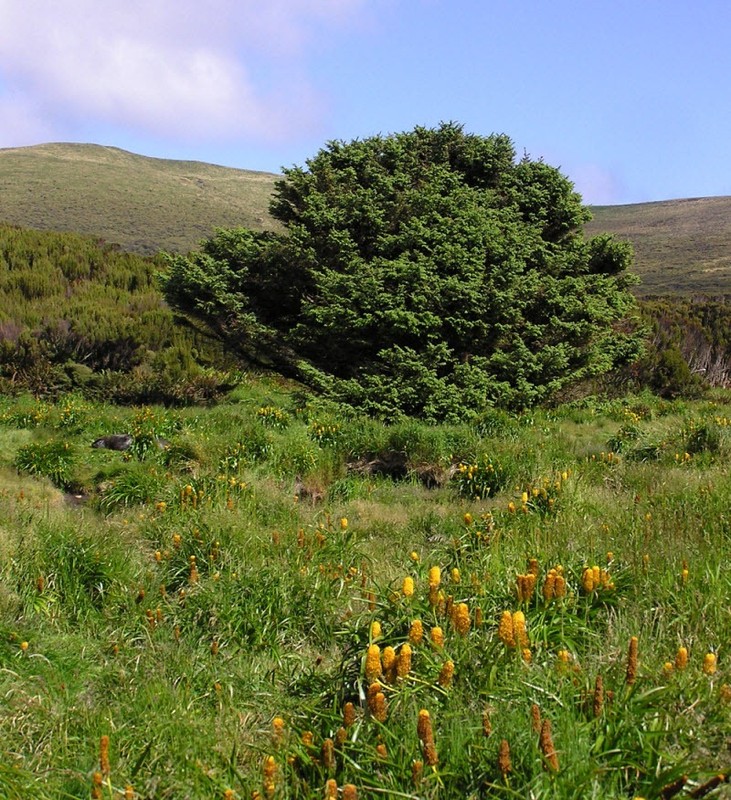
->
2, 383, 731, 798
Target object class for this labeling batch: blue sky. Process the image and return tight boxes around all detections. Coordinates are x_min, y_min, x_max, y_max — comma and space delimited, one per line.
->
1, 0, 729, 205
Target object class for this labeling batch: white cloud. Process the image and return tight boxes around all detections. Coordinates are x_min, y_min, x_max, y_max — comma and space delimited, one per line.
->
569, 163, 627, 206
0, 0, 367, 145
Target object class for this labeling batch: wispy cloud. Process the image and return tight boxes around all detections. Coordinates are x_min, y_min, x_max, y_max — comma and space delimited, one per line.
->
0, 0, 366, 146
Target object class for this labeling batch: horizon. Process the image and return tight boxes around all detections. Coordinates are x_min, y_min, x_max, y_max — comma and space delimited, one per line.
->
4, 139, 731, 210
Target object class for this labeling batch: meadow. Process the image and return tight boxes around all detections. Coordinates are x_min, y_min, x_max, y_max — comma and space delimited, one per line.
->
2, 381, 731, 799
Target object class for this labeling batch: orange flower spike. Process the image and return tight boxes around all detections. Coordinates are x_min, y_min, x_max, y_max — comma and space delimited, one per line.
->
343, 701, 356, 728
402, 576, 415, 598
99, 734, 111, 776
675, 646, 689, 671
497, 740, 512, 778
539, 719, 559, 772
625, 636, 639, 685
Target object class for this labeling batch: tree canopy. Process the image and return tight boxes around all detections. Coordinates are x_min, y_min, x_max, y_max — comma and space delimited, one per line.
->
163, 123, 642, 421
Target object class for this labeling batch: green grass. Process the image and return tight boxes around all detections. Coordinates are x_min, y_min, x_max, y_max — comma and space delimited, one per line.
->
2, 386, 731, 798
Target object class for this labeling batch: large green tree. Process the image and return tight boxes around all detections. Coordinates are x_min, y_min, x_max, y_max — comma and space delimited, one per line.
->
163, 123, 642, 421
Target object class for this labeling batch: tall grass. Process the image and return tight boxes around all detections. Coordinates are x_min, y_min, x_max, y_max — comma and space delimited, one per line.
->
1, 389, 731, 797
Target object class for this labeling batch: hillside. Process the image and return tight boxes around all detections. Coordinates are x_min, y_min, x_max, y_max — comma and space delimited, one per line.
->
586, 197, 731, 296
1, 142, 731, 295
0, 143, 279, 255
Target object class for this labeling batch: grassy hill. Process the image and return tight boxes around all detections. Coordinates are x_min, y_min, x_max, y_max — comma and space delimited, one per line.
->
586, 197, 731, 296
0, 143, 279, 255
2, 142, 731, 294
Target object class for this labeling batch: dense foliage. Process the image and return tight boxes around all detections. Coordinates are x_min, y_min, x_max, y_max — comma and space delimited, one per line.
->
164, 123, 642, 420
0, 225, 234, 403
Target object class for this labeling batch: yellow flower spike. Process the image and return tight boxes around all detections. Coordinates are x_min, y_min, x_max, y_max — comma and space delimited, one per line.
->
397, 643, 412, 678
556, 649, 571, 667
675, 646, 689, 671
512, 611, 528, 647
521, 491, 529, 504
681, 568, 689, 585
382, 646, 397, 683
554, 574, 566, 598
521, 647, 532, 664
508, 501, 516, 513
371, 692, 388, 722
409, 550, 420, 562
463, 512, 473, 525
325, 779, 338, 799
342, 785, 358, 800
430, 626, 445, 648
428, 566, 441, 589
402, 576, 415, 598
262, 755, 277, 799
542, 570, 556, 602
370, 620, 382, 640
582, 567, 595, 594
592, 565, 601, 586
438, 660, 455, 688
498, 611, 515, 648
453, 602, 471, 636
662, 661, 674, 678
365, 644, 382, 681
703, 653, 717, 675
20, 641, 29, 652
451, 567, 461, 584
409, 619, 424, 645
340, 517, 348, 531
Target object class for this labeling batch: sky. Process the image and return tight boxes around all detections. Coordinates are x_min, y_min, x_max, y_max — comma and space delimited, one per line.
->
1, 0, 730, 206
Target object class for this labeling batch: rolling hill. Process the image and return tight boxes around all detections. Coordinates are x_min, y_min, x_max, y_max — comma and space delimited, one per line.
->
1, 142, 730, 295
0, 142, 279, 255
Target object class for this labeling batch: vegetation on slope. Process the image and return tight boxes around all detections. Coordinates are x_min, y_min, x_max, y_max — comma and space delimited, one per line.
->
0, 224, 235, 402
0, 143, 278, 255
586, 197, 731, 296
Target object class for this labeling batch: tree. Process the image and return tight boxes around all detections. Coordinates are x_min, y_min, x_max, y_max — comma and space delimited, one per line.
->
163, 123, 642, 421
